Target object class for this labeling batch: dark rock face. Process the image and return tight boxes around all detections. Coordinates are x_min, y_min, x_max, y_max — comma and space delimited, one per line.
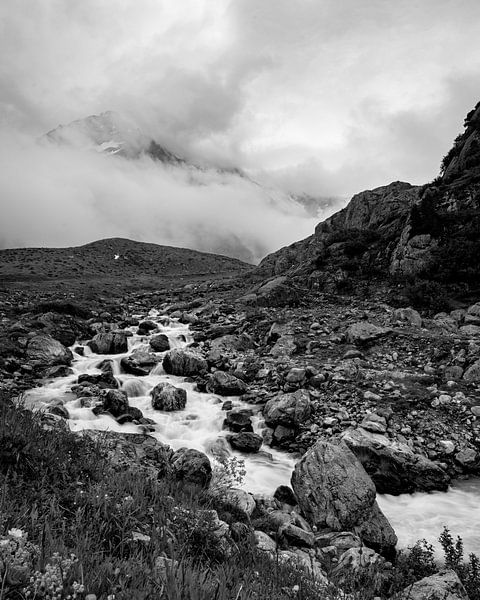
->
26, 334, 73, 367
341, 427, 450, 494
77, 371, 118, 389
162, 348, 207, 376
151, 382, 187, 411
291, 440, 397, 554
170, 447, 212, 487
223, 410, 254, 432
207, 371, 247, 396
88, 332, 128, 354
227, 432, 263, 453
263, 389, 311, 428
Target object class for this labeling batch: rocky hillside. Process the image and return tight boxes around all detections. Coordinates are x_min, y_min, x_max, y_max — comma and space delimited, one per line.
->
256, 101, 480, 301
0, 237, 251, 282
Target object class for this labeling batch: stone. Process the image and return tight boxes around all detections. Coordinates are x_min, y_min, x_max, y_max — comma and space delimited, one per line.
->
331, 547, 390, 593
227, 432, 263, 453
254, 530, 277, 552
223, 410, 253, 432
315, 531, 361, 555
286, 368, 306, 383
360, 413, 387, 434
149, 334, 170, 352
274, 485, 298, 506
467, 302, 480, 317
170, 447, 212, 487
151, 382, 187, 411
460, 325, 480, 337
207, 371, 247, 396
162, 348, 207, 376
399, 569, 469, 600
103, 389, 129, 418
471, 406, 480, 417
26, 334, 72, 367
345, 322, 391, 345
222, 488, 256, 517
278, 523, 314, 547
291, 440, 396, 553
393, 307, 422, 327
455, 448, 478, 467
263, 389, 311, 428
341, 427, 450, 494
88, 332, 128, 354
464, 359, 480, 381
121, 350, 159, 376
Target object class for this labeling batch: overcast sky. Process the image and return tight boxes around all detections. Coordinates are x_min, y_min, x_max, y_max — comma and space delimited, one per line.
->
1, 0, 479, 256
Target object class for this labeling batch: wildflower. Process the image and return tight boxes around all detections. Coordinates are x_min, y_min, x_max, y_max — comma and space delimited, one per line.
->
8, 528, 24, 538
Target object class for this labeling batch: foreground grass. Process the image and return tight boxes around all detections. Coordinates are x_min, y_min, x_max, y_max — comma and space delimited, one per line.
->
0, 395, 479, 599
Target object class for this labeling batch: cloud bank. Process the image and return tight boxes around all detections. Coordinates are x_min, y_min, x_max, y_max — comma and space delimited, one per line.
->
1, 0, 480, 256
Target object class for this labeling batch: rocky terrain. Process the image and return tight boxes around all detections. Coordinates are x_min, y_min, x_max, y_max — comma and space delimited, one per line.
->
2, 102, 480, 599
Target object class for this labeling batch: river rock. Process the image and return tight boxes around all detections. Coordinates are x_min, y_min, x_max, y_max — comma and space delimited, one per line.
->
26, 334, 73, 367
207, 371, 247, 396
88, 332, 128, 354
223, 410, 254, 432
149, 334, 170, 352
345, 322, 392, 345
151, 382, 187, 411
121, 350, 159, 376
162, 348, 207, 376
263, 389, 311, 428
227, 432, 263, 453
170, 447, 212, 487
102, 389, 129, 417
341, 427, 450, 494
278, 523, 315, 547
291, 440, 397, 554
399, 569, 469, 600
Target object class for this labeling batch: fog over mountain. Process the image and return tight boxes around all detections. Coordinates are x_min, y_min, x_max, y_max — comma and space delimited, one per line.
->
1, 1, 480, 259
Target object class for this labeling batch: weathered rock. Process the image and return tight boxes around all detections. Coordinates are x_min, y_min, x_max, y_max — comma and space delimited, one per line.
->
263, 389, 311, 428
279, 523, 314, 547
331, 547, 390, 594
26, 334, 72, 367
254, 530, 277, 552
291, 440, 396, 553
227, 432, 263, 453
88, 332, 128, 354
149, 334, 170, 352
121, 350, 159, 376
163, 348, 207, 376
207, 371, 247, 396
222, 488, 256, 517
223, 410, 253, 432
78, 371, 118, 389
170, 447, 212, 487
393, 307, 422, 327
346, 322, 392, 345
399, 569, 469, 600
103, 389, 129, 418
464, 359, 480, 381
151, 382, 187, 411
341, 427, 450, 494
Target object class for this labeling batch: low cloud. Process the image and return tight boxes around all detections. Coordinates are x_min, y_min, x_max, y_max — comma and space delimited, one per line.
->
0, 130, 324, 263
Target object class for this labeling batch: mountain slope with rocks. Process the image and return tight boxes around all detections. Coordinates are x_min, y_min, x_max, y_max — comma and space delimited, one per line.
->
255, 101, 480, 306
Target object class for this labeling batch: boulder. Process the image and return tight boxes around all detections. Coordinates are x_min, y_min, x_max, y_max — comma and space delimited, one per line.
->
345, 322, 392, 345
291, 440, 396, 554
78, 372, 118, 389
26, 334, 72, 367
222, 488, 256, 517
149, 334, 170, 352
170, 447, 212, 487
103, 389, 129, 418
464, 359, 480, 381
227, 432, 263, 453
163, 348, 207, 376
151, 382, 187, 411
88, 332, 128, 354
399, 569, 469, 600
223, 410, 254, 432
121, 350, 159, 376
263, 389, 311, 428
278, 523, 315, 548
207, 371, 247, 396
341, 427, 450, 494
331, 547, 390, 594
393, 307, 422, 327
254, 530, 277, 552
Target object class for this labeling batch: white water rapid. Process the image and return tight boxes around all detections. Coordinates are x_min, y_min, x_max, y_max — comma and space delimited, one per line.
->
23, 310, 480, 555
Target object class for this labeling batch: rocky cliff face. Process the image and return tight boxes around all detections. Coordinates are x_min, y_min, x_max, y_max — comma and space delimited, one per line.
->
256, 101, 480, 297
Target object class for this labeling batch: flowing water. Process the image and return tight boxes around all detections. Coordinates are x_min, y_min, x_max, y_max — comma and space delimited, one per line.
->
23, 310, 480, 554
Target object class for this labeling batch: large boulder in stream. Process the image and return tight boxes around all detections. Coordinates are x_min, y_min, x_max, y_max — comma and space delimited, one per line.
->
227, 432, 263, 453
151, 382, 187, 411
88, 332, 128, 354
341, 427, 450, 494
399, 570, 469, 600
149, 334, 170, 352
170, 447, 212, 487
121, 349, 160, 376
291, 440, 397, 555
102, 389, 129, 417
26, 334, 73, 367
162, 348, 207, 376
207, 371, 247, 396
